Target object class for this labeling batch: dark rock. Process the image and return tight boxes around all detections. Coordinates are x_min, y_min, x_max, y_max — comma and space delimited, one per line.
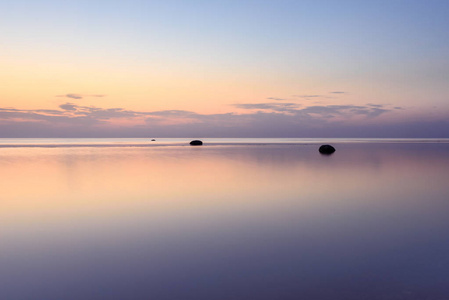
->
319, 144, 335, 154
190, 140, 203, 146
151, 139, 156, 141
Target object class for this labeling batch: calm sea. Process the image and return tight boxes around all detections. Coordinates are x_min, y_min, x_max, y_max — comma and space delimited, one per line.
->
1, 138, 449, 299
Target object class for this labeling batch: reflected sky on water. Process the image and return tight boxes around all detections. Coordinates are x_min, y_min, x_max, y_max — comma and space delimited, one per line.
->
1, 142, 449, 299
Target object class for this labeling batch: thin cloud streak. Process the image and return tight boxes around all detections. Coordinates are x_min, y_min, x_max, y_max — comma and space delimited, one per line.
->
266, 97, 287, 101
234, 103, 301, 112
56, 94, 106, 100
267, 91, 347, 102
293, 95, 324, 98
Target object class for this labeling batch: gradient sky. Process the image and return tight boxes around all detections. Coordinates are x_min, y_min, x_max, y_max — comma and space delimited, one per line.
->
1, 0, 449, 137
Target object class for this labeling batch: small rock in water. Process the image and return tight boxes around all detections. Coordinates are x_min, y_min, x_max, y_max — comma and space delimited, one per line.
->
319, 144, 335, 154
190, 140, 203, 146
151, 139, 156, 141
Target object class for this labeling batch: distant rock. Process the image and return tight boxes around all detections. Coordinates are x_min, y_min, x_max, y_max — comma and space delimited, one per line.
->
190, 140, 203, 146
319, 144, 335, 154
151, 139, 156, 141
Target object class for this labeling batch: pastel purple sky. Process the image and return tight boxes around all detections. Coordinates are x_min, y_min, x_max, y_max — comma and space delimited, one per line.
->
1, 0, 449, 137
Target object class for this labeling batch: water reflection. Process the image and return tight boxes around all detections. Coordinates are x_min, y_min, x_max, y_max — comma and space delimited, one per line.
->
1, 143, 449, 299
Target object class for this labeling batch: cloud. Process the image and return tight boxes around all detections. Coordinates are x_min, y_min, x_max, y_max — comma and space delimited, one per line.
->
6, 101, 447, 138
60, 103, 78, 111
366, 103, 384, 108
293, 95, 324, 98
146, 110, 198, 117
266, 97, 287, 101
366, 108, 389, 117
0, 107, 97, 126
292, 94, 337, 101
56, 93, 106, 100
0, 102, 393, 127
292, 92, 347, 99
0, 103, 144, 129
234, 103, 391, 119
304, 105, 391, 118
57, 103, 141, 120
56, 93, 84, 100
234, 103, 300, 112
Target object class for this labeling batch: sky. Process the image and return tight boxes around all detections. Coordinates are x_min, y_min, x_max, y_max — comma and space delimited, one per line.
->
1, 0, 449, 137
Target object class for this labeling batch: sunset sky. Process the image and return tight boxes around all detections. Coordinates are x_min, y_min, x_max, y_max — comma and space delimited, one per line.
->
1, 0, 449, 137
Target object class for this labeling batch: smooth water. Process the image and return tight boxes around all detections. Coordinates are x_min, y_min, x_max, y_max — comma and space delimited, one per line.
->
1, 139, 449, 299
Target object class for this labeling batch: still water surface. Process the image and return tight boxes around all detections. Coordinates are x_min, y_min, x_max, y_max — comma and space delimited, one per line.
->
1, 139, 448, 299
